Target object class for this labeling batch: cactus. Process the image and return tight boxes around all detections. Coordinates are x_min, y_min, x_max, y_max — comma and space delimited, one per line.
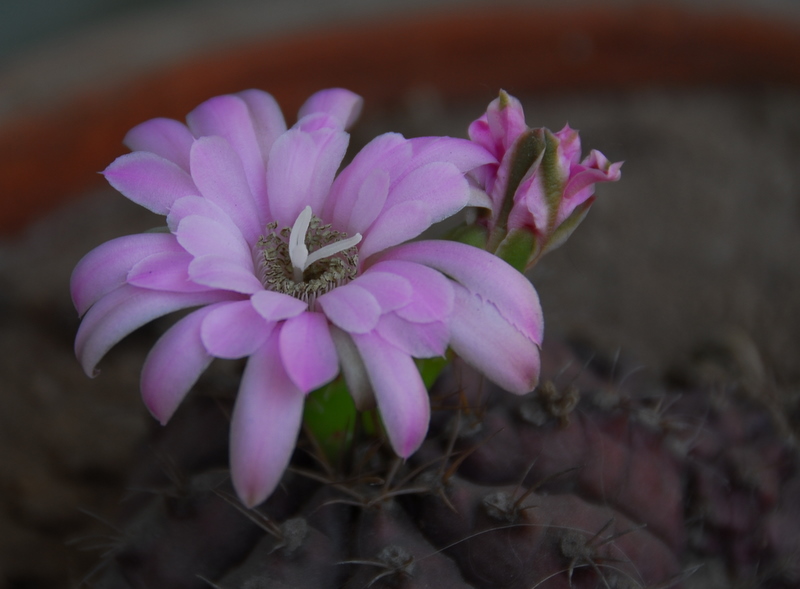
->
84, 338, 799, 589
70, 88, 799, 588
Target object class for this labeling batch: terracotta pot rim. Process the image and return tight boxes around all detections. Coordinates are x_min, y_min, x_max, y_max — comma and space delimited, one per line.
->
2, 3, 800, 235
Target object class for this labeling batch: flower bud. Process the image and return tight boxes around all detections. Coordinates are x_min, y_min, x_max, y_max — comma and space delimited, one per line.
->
469, 91, 622, 270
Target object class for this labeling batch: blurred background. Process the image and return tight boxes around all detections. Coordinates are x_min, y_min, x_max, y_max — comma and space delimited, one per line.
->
1, 0, 799, 587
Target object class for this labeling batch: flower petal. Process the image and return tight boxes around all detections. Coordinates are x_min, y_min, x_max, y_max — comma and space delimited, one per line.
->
558, 158, 622, 225
127, 250, 210, 292
350, 270, 411, 313
71, 233, 183, 316
189, 136, 263, 243
140, 305, 218, 424
375, 313, 449, 359
448, 283, 541, 394
176, 214, 251, 268
236, 89, 287, 161
200, 299, 273, 359
352, 332, 429, 457
380, 240, 543, 345
332, 168, 390, 236
407, 136, 497, 174
467, 91, 528, 158
75, 285, 235, 377
187, 94, 270, 209
357, 200, 431, 260
358, 162, 471, 258
324, 133, 408, 233
123, 117, 194, 171
554, 124, 582, 165
298, 88, 363, 130
166, 194, 240, 234
329, 326, 374, 410
103, 152, 198, 215
509, 173, 549, 232
316, 283, 381, 334
231, 329, 304, 507
266, 127, 349, 227
279, 312, 338, 392
251, 290, 308, 321
187, 255, 264, 294
367, 260, 453, 323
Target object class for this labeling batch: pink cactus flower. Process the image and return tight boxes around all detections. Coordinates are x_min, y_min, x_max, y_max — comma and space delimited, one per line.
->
71, 89, 544, 507
469, 91, 622, 266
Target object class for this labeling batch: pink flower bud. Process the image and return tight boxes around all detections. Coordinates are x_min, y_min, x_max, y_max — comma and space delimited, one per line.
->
469, 91, 622, 268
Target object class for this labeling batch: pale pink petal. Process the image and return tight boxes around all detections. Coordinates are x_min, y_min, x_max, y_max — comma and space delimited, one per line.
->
448, 283, 541, 394
103, 152, 198, 215
231, 329, 304, 507
266, 127, 349, 226
350, 270, 411, 313
123, 117, 194, 171
510, 174, 549, 233
375, 313, 449, 358
467, 117, 495, 157
279, 312, 338, 392
71, 233, 183, 316
127, 250, 210, 292
251, 290, 308, 321
554, 124, 582, 165
292, 112, 342, 133
467, 185, 494, 210
187, 255, 264, 294
316, 283, 381, 334
175, 214, 251, 268
140, 304, 219, 424
380, 240, 543, 345
468, 161, 499, 199
324, 133, 408, 232
329, 168, 390, 236
358, 163, 470, 257
186, 94, 269, 208
486, 141, 531, 214
485, 92, 528, 152
298, 88, 363, 130
189, 136, 263, 243
406, 136, 496, 174
75, 285, 236, 377
236, 89, 287, 160
294, 112, 342, 133
383, 161, 469, 212
357, 200, 431, 260
329, 326, 374, 410
352, 332, 430, 457
200, 300, 274, 359
166, 195, 239, 234
366, 260, 453, 323
558, 161, 622, 225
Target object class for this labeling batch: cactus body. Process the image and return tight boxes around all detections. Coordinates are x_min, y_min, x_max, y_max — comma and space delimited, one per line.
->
90, 341, 800, 589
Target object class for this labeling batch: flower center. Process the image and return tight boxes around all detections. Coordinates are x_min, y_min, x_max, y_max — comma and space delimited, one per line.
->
256, 206, 362, 305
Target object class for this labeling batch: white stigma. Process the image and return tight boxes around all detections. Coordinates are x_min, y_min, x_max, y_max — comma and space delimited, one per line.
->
288, 206, 362, 282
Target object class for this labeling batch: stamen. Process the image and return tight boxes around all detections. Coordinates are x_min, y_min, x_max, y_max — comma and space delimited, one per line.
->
288, 205, 361, 281
256, 211, 360, 307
